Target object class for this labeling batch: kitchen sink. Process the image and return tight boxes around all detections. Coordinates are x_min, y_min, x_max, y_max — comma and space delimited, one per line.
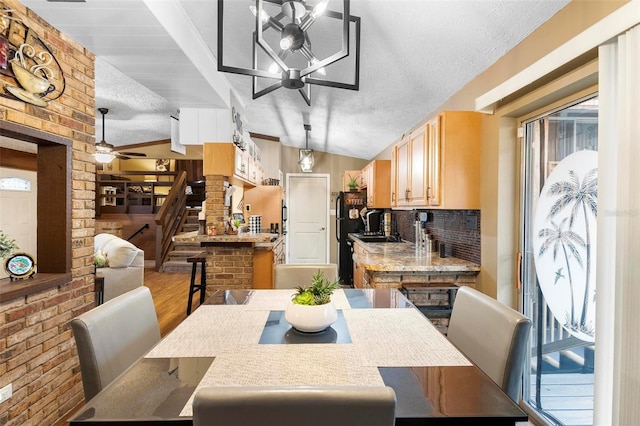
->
352, 234, 401, 243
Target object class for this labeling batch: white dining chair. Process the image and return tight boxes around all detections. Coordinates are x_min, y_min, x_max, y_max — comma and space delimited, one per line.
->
70, 286, 161, 401
192, 386, 397, 426
447, 286, 532, 402
274, 263, 338, 289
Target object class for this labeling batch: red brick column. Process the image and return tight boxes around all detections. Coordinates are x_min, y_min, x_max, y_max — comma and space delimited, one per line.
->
205, 245, 254, 292
205, 175, 229, 234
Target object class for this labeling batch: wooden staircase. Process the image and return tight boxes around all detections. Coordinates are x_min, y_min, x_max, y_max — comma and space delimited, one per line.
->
162, 207, 203, 273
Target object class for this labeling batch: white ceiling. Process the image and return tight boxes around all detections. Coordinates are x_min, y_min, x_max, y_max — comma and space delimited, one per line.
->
22, 0, 569, 160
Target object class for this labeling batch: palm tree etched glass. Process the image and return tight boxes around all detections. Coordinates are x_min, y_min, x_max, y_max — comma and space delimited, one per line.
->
523, 96, 598, 425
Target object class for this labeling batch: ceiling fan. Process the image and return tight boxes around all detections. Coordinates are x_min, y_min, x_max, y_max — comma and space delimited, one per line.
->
94, 107, 147, 163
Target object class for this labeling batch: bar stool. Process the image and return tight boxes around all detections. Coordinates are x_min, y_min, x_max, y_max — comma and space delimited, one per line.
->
187, 251, 207, 315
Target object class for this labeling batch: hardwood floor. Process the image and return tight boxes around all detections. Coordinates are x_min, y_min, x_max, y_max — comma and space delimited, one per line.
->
144, 268, 195, 337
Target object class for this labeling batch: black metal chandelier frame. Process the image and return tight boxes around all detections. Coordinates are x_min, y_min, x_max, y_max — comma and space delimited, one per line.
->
217, 0, 361, 106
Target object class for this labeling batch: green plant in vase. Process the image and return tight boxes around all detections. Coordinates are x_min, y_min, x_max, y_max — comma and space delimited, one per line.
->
347, 174, 359, 191
287, 271, 341, 332
292, 271, 341, 305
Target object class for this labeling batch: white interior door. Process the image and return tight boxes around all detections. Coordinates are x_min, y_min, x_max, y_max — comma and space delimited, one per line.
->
286, 174, 330, 263
0, 168, 37, 279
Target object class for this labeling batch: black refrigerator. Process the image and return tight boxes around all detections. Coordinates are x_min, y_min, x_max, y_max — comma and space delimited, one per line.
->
335, 191, 366, 285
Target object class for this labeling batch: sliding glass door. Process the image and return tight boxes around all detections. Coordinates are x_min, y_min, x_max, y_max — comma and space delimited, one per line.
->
521, 96, 598, 425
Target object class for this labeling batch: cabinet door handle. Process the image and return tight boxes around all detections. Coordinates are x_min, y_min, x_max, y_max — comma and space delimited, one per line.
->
391, 192, 395, 202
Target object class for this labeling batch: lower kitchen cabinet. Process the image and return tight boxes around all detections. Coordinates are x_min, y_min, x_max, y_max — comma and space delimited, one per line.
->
252, 238, 284, 289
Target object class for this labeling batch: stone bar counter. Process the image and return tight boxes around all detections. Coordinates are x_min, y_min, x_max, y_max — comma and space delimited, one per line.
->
349, 234, 480, 333
174, 231, 283, 290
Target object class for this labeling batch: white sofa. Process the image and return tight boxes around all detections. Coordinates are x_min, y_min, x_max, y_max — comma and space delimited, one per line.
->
94, 233, 145, 302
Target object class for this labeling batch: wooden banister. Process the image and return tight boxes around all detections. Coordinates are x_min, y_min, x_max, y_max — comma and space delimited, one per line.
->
154, 171, 188, 271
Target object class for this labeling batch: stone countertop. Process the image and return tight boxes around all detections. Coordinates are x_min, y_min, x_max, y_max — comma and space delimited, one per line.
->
174, 231, 282, 248
349, 234, 480, 273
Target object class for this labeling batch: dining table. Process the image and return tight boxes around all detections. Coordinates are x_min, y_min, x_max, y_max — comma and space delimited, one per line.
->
68, 288, 529, 425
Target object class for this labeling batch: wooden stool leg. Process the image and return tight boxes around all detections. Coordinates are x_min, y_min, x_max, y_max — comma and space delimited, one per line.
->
199, 260, 207, 304
187, 261, 197, 315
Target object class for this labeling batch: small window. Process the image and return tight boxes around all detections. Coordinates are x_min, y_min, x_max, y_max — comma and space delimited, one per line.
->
0, 177, 31, 191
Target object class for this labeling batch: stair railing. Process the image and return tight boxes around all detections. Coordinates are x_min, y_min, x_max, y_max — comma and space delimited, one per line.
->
154, 171, 188, 271
126, 223, 150, 242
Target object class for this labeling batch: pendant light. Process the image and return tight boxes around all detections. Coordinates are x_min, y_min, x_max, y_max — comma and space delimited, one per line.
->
94, 108, 116, 164
299, 124, 314, 173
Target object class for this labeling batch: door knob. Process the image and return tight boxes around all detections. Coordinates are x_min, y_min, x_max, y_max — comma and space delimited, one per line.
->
320, 227, 325, 230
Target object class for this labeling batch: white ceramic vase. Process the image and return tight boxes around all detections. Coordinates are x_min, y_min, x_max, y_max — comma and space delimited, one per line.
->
284, 300, 338, 333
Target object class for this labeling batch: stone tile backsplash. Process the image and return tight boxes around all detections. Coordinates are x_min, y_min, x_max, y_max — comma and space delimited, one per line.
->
392, 209, 481, 264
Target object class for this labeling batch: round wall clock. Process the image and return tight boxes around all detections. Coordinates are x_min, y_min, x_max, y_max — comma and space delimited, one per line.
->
5, 252, 36, 280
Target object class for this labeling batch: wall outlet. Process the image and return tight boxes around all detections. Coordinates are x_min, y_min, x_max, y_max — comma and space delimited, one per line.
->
0, 383, 12, 404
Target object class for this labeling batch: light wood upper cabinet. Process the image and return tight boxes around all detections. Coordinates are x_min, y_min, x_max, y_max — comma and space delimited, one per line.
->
394, 127, 429, 207
409, 125, 428, 206
204, 142, 261, 187
394, 136, 411, 206
435, 111, 481, 209
426, 116, 441, 207
361, 160, 391, 208
391, 111, 481, 209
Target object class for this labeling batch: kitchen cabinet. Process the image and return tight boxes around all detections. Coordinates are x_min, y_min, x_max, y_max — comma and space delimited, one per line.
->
431, 111, 481, 209
391, 111, 481, 209
361, 160, 391, 208
204, 142, 261, 187
352, 241, 367, 289
393, 126, 430, 207
244, 185, 283, 230
253, 237, 285, 289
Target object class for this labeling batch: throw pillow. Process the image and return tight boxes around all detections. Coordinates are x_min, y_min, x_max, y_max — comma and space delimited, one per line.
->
102, 237, 140, 268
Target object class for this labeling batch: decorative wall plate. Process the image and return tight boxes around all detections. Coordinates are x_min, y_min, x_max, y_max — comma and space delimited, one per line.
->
5, 252, 36, 280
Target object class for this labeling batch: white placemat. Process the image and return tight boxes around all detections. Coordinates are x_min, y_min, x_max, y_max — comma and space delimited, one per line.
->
245, 289, 352, 311
179, 344, 385, 416
343, 308, 472, 367
146, 306, 269, 358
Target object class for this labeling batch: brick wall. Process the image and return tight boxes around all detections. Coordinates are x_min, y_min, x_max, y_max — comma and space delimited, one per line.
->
205, 175, 228, 233
205, 246, 254, 291
0, 1, 96, 425
204, 175, 253, 291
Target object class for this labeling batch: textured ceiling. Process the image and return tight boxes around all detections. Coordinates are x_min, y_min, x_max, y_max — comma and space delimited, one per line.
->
23, 0, 569, 160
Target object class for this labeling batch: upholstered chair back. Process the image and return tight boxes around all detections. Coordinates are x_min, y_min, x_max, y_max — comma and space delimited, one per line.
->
70, 286, 161, 400
192, 386, 397, 426
447, 286, 531, 401
274, 263, 338, 289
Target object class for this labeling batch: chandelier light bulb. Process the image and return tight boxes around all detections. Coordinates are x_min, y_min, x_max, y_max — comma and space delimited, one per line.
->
311, 59, 326, 75
311, 0, 329, 18
268, 62, 280, 74
250, 5, 270, 23
280, 36, 292, 50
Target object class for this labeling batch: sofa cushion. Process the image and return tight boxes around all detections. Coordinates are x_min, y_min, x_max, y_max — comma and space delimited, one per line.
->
95, 233, 119, 252
98, 234, 141, 268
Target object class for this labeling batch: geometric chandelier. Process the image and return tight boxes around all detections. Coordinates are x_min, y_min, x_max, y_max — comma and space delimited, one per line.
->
217, 0, 361, 106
